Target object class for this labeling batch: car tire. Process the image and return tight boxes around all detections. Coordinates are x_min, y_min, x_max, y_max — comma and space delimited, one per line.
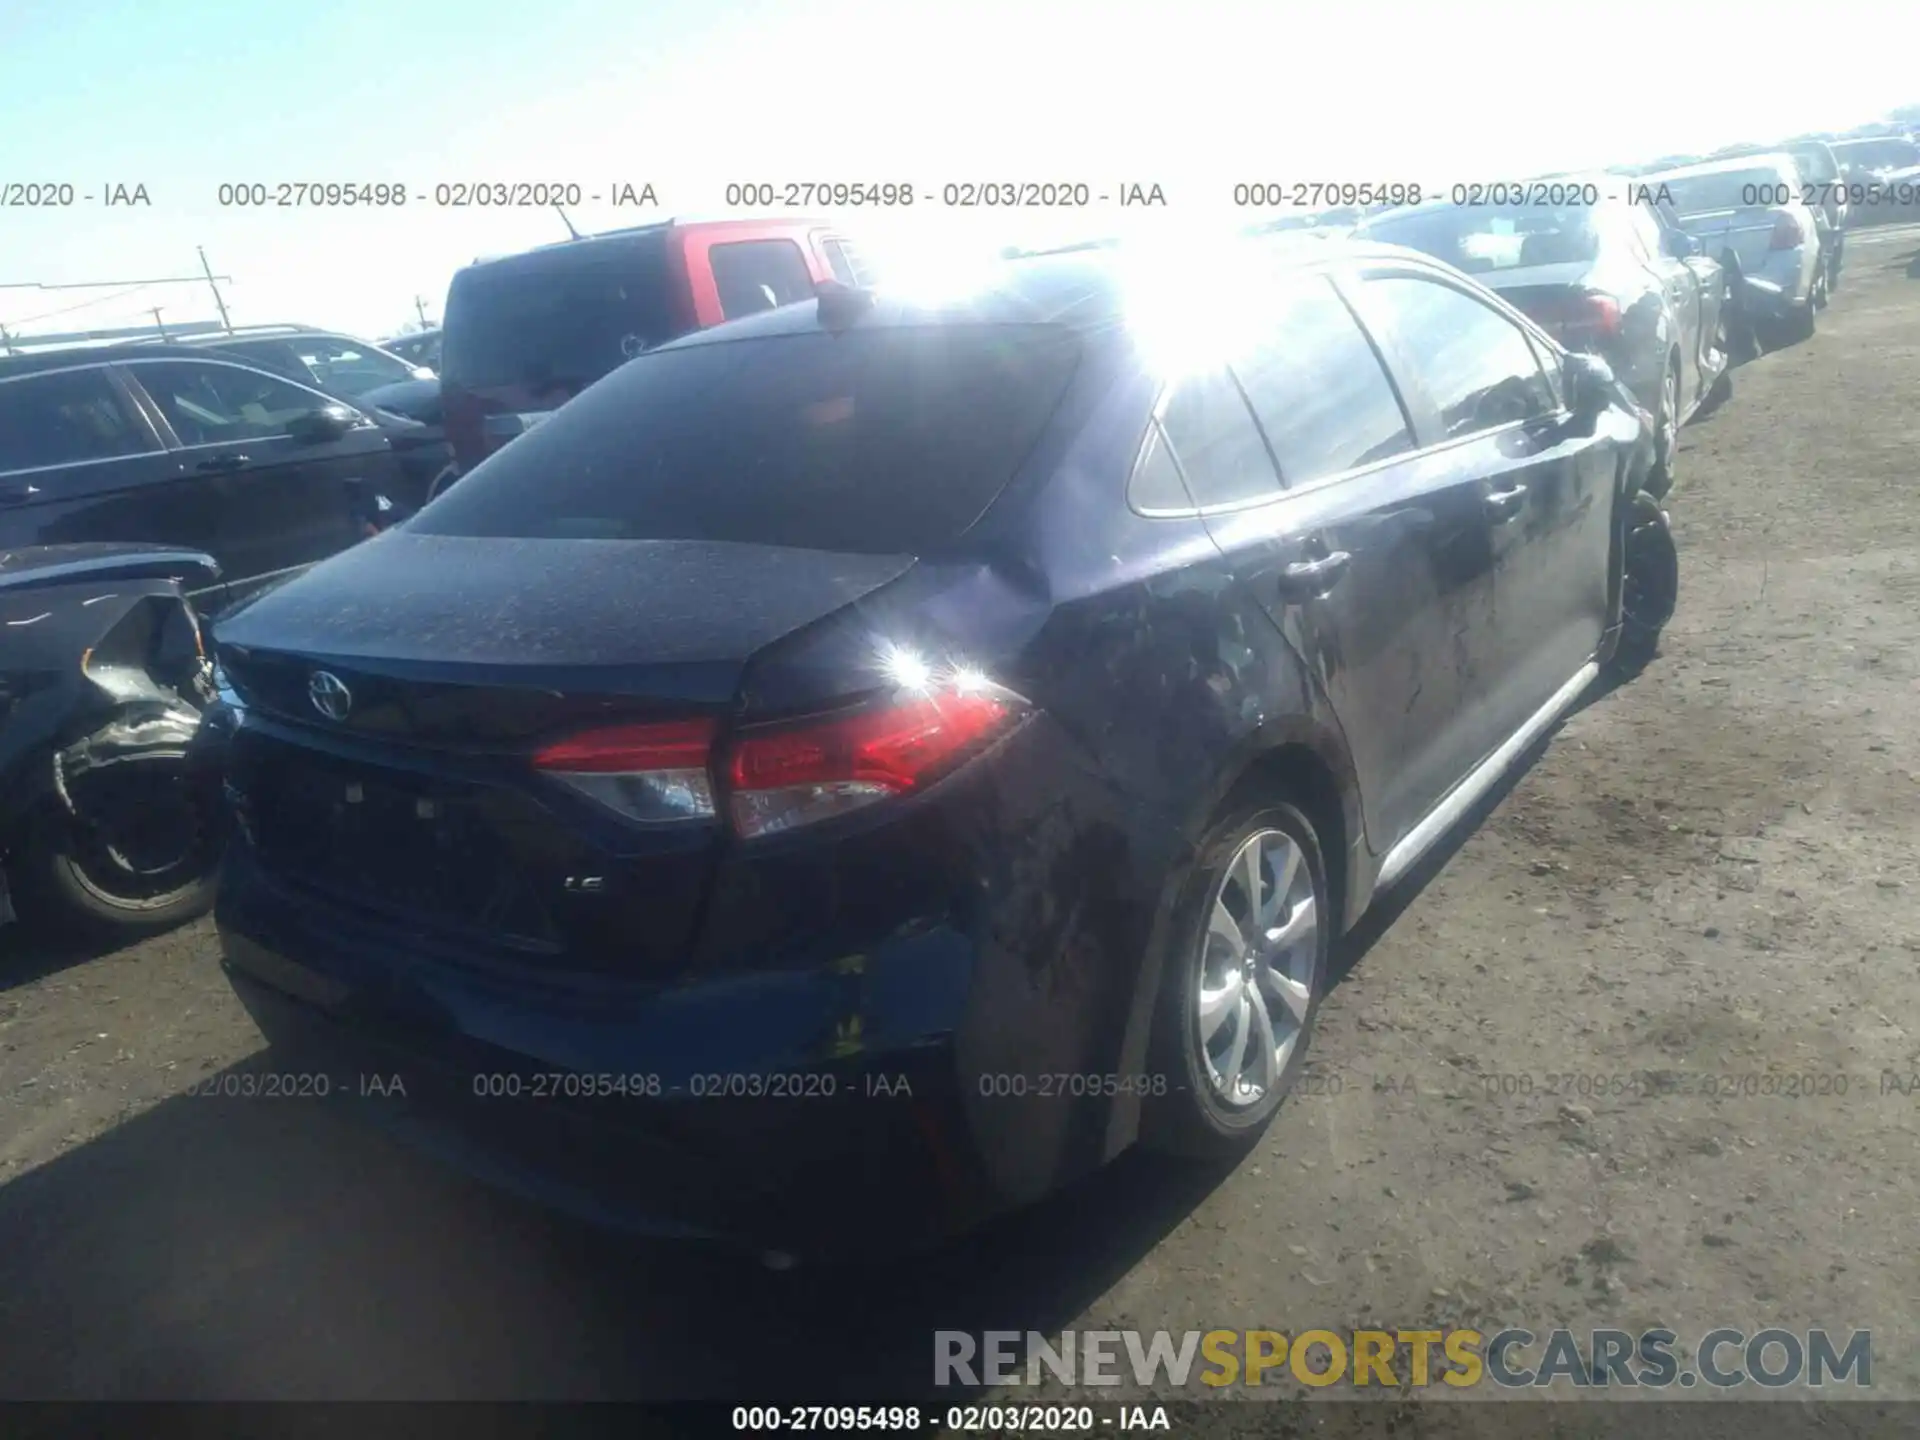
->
1141, 798, 1331, 1161
1612, 492, 1678, 677
12, 784, 217, 942
1780, 301, 1816, 344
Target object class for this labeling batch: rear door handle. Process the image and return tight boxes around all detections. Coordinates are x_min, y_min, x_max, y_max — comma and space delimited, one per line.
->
0, 481, 41, 505
1277, 550, 1351, 600
196, 454, 249, 472
1485, 483, 1528, 522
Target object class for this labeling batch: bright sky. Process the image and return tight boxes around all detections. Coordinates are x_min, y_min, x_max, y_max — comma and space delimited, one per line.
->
1, 0, 1912, 342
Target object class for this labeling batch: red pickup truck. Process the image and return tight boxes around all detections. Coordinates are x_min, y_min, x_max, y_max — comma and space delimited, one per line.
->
437, 217, 873, 483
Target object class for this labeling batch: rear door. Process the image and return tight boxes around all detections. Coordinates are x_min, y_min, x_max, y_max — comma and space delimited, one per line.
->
117, 357, 393, 600
0, 364, 218, 592
1350, 267, 1613, 745
1171, 271, 1474, 852
1618, 199, 1700, 401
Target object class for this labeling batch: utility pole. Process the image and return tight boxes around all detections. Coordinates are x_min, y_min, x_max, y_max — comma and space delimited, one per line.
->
414, 294, 430, 328
198, 245, 233, 333
0, 323, 15, 355
151, 308, 169, 339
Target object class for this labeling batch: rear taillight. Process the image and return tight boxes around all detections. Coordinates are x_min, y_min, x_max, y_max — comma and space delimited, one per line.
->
534, 717, 719, 824
728, 680, 1025, 838
1531, 291, 1622, 343
1769, 213, 1803, 250
531, 673, 1028, 837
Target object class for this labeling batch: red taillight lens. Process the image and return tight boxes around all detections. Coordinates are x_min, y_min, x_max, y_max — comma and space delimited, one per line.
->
1769, 213, 1803, 250
534, 718, 716, 773
534, 717, 719, 824
727, 683, 1026, 838
530, 678, 1028, 836
1529, 291, 1621, 344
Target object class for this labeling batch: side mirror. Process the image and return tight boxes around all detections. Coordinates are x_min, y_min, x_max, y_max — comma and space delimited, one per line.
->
285, 404, 355, 446
411, 365, 436, 381
1664, 230, 1700, 258
1564, 352, 1619, 423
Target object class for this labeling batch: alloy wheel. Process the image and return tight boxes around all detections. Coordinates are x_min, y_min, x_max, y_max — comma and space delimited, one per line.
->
1194, 828, 1319, 1108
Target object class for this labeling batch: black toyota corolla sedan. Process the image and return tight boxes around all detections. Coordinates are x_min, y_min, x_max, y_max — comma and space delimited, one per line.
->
209, 241, 1665, 1260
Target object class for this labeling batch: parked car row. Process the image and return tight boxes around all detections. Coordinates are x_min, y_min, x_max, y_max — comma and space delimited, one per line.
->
1357, 182, 1731, 496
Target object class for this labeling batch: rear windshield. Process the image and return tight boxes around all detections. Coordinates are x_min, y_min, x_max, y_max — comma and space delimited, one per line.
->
1658, 169, 1784, 214
1832, 138, 1920, 169
1361, 204, 1600, 273
440, 233, 681, 392
412, 325, 1083, 555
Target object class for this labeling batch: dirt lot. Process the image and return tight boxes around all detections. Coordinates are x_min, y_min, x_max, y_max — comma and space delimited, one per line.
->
2, 225, 1918, 1417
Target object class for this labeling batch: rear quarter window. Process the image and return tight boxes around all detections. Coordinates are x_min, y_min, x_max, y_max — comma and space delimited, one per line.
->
414, 324, 1083, 555
0, 368, 156, 474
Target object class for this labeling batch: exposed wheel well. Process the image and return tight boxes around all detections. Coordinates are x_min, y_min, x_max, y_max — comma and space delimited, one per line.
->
1220, 744, 1350, 935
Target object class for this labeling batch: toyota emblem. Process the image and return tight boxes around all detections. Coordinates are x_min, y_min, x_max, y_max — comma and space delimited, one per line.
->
308, 670, 353, 722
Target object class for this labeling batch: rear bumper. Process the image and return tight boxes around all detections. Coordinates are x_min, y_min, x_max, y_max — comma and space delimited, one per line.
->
210, 702, 1185, 1256
216, 858, 996, 1258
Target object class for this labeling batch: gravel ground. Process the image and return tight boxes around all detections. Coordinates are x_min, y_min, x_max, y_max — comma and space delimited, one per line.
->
2, 224, 1918, 1420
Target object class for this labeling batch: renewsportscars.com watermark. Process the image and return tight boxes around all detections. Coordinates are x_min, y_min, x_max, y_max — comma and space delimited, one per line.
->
935, 1328, 1873, 1390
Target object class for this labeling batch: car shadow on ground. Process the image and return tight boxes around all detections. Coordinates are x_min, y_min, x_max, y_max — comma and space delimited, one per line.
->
0, 924, 149, 993
0, 681, 1637, 1403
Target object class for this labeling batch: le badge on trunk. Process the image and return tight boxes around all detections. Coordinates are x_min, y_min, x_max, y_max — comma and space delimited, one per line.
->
308, 670, 353, 722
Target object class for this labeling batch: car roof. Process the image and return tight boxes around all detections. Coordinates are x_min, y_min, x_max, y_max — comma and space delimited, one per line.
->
643, 239, 1476, 355
1643, 153, 1797, 181
1720, 139, 1835, 159
0, 342, 316, 380
1830, 133, 1917, 149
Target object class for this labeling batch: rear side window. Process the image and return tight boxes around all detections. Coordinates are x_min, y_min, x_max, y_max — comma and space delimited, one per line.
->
710, 239, 816, 319
1159, 369, 1280, 508
413, 325, 1082, 555
1231, 277, 1414, 485
0, 368, 155, 474
1127, 422, 1193, 514
441, 233, 680, 392
132, 359, 334, 445
1362, 275, 1558, 440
